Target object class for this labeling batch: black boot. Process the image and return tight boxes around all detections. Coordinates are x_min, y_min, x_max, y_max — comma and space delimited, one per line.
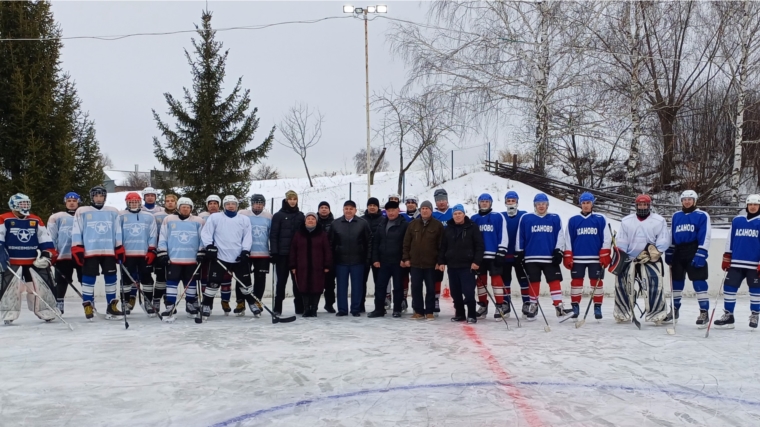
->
301, 296, 311, 317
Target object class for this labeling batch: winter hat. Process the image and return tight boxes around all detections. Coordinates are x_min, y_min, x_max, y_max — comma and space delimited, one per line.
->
452, 204, 466, 214
344, 200, 357, 208
433, 188, 448, 202
385, 201, 400, 210
305, 212, 317, 220
367, 197, 380, 207
420, 200, 433, 210
285, 190, 298, 200
318, 201, 330, 209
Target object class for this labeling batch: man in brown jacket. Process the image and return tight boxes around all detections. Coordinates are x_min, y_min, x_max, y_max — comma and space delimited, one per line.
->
402, 200, 444, 319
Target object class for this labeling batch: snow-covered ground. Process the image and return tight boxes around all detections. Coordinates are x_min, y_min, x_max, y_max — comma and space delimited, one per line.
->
2, 295, 759, 427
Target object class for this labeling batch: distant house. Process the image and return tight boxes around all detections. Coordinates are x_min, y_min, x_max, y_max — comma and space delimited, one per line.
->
103, 169, 152, 192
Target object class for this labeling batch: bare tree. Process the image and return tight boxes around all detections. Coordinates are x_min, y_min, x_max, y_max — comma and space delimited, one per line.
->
251, 163, 280, 180
277, 103, 323, 187
99, 153, 114, 169
124, 171, 150, 189
353, 147, 389, 175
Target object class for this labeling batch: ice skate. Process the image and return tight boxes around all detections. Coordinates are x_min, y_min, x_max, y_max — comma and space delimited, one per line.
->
105, 300, 124, 320
750, 311, 759, 329
526, 302, 537, 321
161, 304, 177, 323
249, 301, 262, 318
663, 306, 679, 323
713, 310, 735, 329
570, 303, 580, 319
4, 320, 13, 325
522, 302, 530, 318
594, 304, 602, 319
476, 302, 488, 319
127, 295, 136, 313
152, 299, 161, 316
221, 300, 231, 316
142, 300, 156, 318
186, 300, 199, 318
83, 302, 94, 320
201, 304, 211, 321
493, 304, 509, 319
555, 303, 573, 317
434, 298, 440, 316
401, 300, 408, 313
233, 300, 246, 317
56, 299, 65, 315
696, 310, 709, 329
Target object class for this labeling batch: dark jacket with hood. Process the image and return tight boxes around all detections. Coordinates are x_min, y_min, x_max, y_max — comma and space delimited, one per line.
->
329, 215, 372, 265
438, 216, 485, 269
270, 199, 305, 256
289, 222, 333, 294
371, 215, 409, 265
318, 212, 335, 234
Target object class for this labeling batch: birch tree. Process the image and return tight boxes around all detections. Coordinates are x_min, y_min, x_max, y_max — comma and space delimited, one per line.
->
277, 103, 323, 187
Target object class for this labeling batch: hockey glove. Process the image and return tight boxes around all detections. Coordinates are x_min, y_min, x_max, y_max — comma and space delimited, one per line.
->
494, 252, 506, 267
196, 250, 206, 263
71, 245, 85, 267
156, 250, 169, 267
691, 248, 708, 269
514, 251, 525, 266
599, 249, 611, 268
646, 244, 662, 263
33, 250, 53, 269
205, 245, 218, 263
562, 250, 573, 270
552, 248, 563, 266
636, 250, 650, 264
665, 246, 674, 266
721, 253, 731, 271
237, 250, 251, 269
145, 248, 157, 266
114, 245, 126, 264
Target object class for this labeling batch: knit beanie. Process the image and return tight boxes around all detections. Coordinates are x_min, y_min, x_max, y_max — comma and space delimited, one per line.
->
453, 204, 465, 214
318, 201, 330, 209
285, 190, 298, 200
420, 200, 433, 210
367, 197, 380, 207
384, 201, 400, 210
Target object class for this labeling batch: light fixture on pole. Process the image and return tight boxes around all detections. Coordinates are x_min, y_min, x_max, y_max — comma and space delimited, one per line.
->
343, 5, 388, 198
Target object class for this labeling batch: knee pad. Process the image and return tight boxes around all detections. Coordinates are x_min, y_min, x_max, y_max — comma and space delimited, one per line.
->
571, 278, 583, 288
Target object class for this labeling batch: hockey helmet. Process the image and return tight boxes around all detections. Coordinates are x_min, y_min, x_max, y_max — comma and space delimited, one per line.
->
177, 197, 194, 209
250, 194, 266, 205
533, 193, 549, 204
634, 194, 652, 205
504, 190, 519, 201
8, 193, 31, 216
388, 193, 401, 202
64, 192, 81, 204
206, 194, 221, 206
142, 187, 157, 200
680, 190, 698, 202
90, 186, 107, 208
433, 189, 448, 202
747, 194, 760, 205
125, 192, 142, 210
222, 195, 239, 210
405, 196, 418, 205
579, 192, 595, 204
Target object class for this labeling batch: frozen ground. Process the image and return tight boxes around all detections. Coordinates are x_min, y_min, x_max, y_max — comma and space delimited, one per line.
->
2, 292, 759, 427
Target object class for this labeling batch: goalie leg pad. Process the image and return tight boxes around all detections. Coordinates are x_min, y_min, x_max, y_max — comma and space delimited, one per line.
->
0, 268, 24, 322
613, 263, 634, 322
642, 263, 666, 323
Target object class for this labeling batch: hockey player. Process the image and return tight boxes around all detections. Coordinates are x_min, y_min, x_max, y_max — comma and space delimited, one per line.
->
401, 196, 420, 222
119, 192, 158, 316
563, 192, 612, 319
714, 194, 760, 329
239, 194, 271, 317
157, 197, 204, 321
198, 194, 221, 221
470, 193, 509, 319
70, 186, 125, 320
48, 192, 83, 314
515, 193, 571, 318
612, 194, 670, 324
200, 195, 258, 319
141, 187, 161, 214
0, 194, 59, 324
500, 191, 530, 317
197, 195, 232, 314
146, 193, 177, 313
665, 190, 711, 327
431, 188, 453, 314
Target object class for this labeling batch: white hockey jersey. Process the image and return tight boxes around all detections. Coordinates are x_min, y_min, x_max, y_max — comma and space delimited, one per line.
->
616, 213, 670, 258
200, 212, 252, 263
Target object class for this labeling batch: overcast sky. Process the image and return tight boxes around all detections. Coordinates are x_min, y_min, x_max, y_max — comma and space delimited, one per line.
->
48, 1, 488, 179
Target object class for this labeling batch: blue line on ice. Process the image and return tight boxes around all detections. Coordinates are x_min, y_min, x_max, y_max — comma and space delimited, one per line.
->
209, 380, 760, 426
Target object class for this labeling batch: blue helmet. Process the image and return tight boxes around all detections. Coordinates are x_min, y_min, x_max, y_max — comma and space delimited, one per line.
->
64, 192, 81, 204
504, 190, 519, 201
579, 192, 595, 204
8, 193, 31, 216
478, 193, 493, 203
533, 193, 549, 204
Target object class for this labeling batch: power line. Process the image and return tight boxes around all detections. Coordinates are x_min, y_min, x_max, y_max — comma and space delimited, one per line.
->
0, 16, 352, 42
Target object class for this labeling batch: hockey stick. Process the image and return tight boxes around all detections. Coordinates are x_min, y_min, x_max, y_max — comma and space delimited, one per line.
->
536, 299, 551, 332
506, 290, 521, 327
483, 280, 510, 330
666, 265, 676, 335
8, 266, 73, 331
119, 264, 161, 320
221, 260, 296, 324
705, 270, 729, 338
576, 267, 605, 328
116, 261, 129, 329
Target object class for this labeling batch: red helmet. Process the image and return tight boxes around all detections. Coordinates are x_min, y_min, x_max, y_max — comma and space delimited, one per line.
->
635, 194, 652, 204
125, 192, 141, 202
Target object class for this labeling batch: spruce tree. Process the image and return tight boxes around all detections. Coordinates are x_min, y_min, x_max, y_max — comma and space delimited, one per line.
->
0, 1, 105, 219
153, 11, 274, 210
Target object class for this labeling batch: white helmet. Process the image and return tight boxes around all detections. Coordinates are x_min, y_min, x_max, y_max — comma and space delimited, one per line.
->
680, 190, 698, 202
404, 196, 418, 204
747, 194, 760, 205
222, 195, 239, 208
8, 193, 31, 216
206, 194, 221, 205
142, 187, 157, 199
388, 193, 401, 201
177, 197, 194, 209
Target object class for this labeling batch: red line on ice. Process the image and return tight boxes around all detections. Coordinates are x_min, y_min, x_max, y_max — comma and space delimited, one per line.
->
462, 325, 544, 427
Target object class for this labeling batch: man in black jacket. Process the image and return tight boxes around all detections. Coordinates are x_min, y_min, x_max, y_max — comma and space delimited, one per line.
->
438, 204, 485, 323
269, 190, 305, 314
317, 201, 337, 312
369, 201, 409, 318
329, 200, 372, 316
361, 197, 383, 312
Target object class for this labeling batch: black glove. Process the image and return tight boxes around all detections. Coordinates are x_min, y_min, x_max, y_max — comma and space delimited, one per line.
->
205, 245, 218, 263
552, 248, 563, 266
514, 251, 525, 265
237, 250, 251, 261
156, 250, 169, 266
494, 252, 505, 267
196, 250, 205, 263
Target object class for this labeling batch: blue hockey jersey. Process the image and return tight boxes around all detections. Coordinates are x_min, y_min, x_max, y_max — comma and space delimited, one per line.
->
239, 209, 272, 258
48, 211, 76, 260
151, 209, 175, 229
158, 215, 204, 265
119, 210, 158, 257
400, 210, 420, 222
671, 209, 711, 252
470, 210, 508, 259
433, 208, 453, 227
564, 213, 612, 263
516, 212, 564, 263
725, 215, 760, 270
0, 212, 56, 265
71, 206, 122, 257
501, 210, 527, 259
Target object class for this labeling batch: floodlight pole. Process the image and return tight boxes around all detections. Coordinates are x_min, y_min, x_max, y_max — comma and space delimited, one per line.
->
364, 9, 371, 198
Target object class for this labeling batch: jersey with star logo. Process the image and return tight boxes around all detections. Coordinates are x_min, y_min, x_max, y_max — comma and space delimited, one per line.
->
48, 211, 77, 260
119, 209, 158, 257
0, 212, 56, 266
158, 215, 204, 265
239, 209, 272, 257
71, 206, 122, 257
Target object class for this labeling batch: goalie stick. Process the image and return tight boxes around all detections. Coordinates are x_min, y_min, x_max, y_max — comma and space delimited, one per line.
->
8, 266, 73, 331
220, 260, 295, 324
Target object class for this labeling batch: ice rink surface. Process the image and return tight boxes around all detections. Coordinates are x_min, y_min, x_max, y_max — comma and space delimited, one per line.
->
2, 295, 760, 427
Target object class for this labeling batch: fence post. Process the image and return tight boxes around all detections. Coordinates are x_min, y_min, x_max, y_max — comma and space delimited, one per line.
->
349, 182, 352, 201
451, 150, 454, 180
512, 154, 517, 173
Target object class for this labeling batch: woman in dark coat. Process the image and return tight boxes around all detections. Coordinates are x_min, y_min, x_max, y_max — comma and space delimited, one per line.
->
289, 212, 333, 317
